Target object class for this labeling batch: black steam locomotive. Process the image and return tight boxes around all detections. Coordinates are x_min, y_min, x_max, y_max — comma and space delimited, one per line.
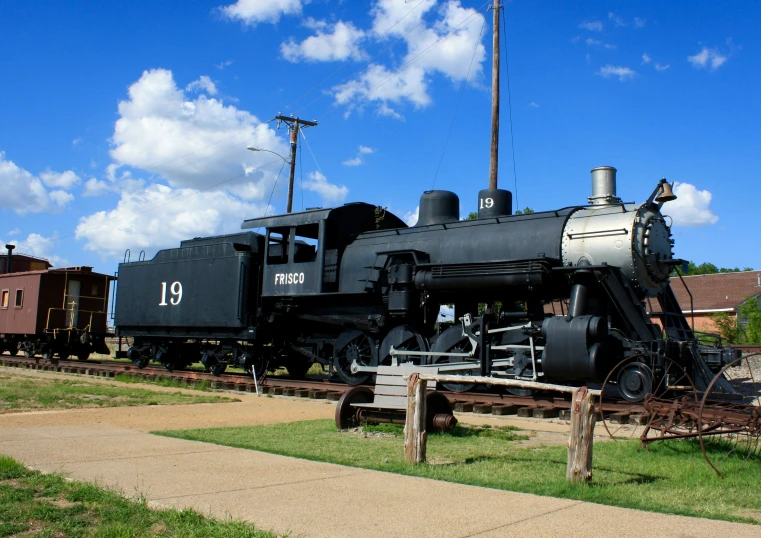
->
114, 166, 736, 401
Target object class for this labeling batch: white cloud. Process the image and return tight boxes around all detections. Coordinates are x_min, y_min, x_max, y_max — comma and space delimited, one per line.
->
7, 228, 20, 236
109, 68, 287, 195
0, 152, 76, 214
342, 145, 376, 166
72, 137, 83, 146
688, 47, 728, 70
4, 233, 67, 267
302, 171, 348, 204
332, 0, 485, 116
49, 190, 74, 207
597, 65, 636, 81
608, 13, 626, 27
281, 21, 366, 62
219, 0, 302, 26
82, 177, 113, 197
655, 63, 670, 71
185, 75, 218, 95
215, 60, 233, 70
40, 170, 81, 189
586, 38, 601, 46
404, 206, 419, 226
578, 20, 603, 32
75, 182, 271, 256
662, 182, 719, 227
528, 101, 539, 108
634, 18, 646, 28
641, 53, 651, 64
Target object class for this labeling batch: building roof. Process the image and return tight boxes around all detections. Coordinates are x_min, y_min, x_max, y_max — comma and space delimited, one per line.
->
671, 270, 761, 313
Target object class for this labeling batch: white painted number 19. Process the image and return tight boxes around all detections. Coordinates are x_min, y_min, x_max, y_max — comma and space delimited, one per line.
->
479, 197, 494, 209
159, 281, 183, 306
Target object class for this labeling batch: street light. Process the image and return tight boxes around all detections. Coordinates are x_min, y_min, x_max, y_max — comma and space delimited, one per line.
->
248, 145, 297, 213
247, 146, 291, 164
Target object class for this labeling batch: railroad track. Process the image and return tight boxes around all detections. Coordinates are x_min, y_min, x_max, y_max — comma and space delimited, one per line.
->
0, 354, 647, 424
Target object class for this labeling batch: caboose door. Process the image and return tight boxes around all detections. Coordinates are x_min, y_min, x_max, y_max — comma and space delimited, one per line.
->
65, 280, 80, 328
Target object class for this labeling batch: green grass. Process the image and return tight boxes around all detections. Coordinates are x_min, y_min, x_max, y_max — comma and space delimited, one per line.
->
158, 419, 761, 525
0, 373, 236, 413
0, 455, 276, 537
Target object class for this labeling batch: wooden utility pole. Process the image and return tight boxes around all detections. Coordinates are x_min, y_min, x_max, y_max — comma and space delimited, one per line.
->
275, 115, 318, 213
489, 0, 501, 190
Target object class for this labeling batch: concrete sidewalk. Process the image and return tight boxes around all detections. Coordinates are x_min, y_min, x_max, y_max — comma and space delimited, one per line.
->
1, 424, 759, 538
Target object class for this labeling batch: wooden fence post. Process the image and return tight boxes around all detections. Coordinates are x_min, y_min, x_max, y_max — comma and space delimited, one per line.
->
404, 373, 427, 464
566, 386, 595, 483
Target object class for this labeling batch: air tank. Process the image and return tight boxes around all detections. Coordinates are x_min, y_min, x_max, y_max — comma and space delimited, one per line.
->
477, 188, 512, 218
416, 190, 460, 226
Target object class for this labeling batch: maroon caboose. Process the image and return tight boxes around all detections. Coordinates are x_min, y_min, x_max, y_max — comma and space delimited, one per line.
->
0, 250, 114, 360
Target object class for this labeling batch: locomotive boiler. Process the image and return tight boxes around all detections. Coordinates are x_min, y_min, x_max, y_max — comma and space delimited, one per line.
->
115, 166, 736, 401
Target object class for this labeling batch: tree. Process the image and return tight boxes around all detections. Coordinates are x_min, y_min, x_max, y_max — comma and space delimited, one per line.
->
673, 261, 755, 276
737, 297, 761, 344
515, 207, 535, 215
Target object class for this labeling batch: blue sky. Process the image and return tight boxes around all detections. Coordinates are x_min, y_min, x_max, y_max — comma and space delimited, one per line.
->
1, 0, 759, 276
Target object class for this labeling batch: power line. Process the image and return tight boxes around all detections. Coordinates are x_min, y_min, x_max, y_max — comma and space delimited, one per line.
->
432, 11, 487, 189
501, 5, 519, 211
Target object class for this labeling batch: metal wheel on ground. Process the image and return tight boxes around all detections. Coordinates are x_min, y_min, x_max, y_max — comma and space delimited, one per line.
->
431, 325, 476, 393
77, 351, 90, 361
425, 391, 457, 432
209, 362, 227, 376
698, 353, 761, 477
378, 325, 429, 366
600, 356, 697, 440
335, 386, 375, 429
333, 330, 376, 385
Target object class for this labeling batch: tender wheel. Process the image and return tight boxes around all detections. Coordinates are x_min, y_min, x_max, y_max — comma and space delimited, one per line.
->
431, 325, 476, 393
77, 351, 90, 361
58, 348, 70, 361
616, 362, 653, 403
6, 347, 18, 356
42, 348, 54, 361
379, 325, 429, 366
333, 330, 376, 385
335, 386, 374, 429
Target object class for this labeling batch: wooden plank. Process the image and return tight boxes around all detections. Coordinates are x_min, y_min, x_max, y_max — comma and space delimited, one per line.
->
371, 394, 407, 408
413, 374, 600, 396
373, 384, 408, 397
375, 375, 409, 386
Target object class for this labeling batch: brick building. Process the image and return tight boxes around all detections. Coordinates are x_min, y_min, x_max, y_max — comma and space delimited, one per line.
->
665, 270, 761, 335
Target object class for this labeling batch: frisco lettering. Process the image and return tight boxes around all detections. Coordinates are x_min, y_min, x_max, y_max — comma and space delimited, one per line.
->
275, 272, 305, 285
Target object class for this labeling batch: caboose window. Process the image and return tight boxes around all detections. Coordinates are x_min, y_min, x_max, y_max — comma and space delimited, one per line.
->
15, 289, 23, 307
92, 284, 99, 297
1, 289, 8, 308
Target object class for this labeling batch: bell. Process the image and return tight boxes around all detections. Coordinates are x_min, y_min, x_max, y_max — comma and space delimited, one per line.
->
655, 180, 677, 203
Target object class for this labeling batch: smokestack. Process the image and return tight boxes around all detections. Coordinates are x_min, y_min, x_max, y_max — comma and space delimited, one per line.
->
588, 166, 621, 205
5, 244, 14, 274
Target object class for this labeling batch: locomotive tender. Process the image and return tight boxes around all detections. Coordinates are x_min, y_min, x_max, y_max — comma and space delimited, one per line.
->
115, 166, 734, 401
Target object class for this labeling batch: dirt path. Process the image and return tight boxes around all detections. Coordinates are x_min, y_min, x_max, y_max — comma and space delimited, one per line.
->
0, 366, 610, 446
